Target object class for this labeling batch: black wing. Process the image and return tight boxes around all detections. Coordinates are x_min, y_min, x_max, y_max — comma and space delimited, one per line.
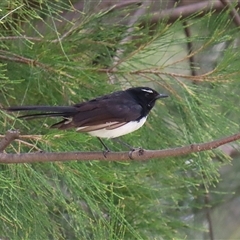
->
54, 92, 143, 130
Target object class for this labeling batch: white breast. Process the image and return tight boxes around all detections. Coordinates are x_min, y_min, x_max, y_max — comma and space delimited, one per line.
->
81, 117, 147, 139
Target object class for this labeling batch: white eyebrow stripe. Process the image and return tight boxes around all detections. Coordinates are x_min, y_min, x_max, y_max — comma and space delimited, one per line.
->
141, 89, 153, 93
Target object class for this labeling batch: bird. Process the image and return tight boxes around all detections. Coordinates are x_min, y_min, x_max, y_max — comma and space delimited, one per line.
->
4, 87, 168, 151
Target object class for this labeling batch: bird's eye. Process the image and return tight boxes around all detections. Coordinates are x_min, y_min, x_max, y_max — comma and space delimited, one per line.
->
145, 93, 150, 97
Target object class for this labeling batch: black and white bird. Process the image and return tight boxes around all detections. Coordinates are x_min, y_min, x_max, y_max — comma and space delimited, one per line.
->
5, 87, 168, 149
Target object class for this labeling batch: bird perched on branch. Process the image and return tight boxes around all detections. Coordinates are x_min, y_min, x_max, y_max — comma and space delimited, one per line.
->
4, 87, 168, 151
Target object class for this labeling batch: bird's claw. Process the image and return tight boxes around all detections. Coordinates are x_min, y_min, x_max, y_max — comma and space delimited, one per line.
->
128, 147, 144, 160
103, 149, 110, 158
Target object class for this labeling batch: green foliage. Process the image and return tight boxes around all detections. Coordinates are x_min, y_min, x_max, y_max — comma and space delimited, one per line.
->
0, 0, 240, 239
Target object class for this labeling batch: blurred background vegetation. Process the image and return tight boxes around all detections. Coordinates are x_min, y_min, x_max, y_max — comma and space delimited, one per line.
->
0, 0, 240, 239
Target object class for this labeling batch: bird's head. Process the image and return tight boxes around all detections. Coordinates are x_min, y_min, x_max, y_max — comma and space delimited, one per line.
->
126, 87, 168, 110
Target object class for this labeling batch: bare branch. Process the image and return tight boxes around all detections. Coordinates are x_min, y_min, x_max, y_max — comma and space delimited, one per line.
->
0, 132, 240, 163
0, 130, 20, 152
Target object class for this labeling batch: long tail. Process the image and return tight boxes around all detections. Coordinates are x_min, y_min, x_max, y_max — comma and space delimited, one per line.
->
5, 106, 77, 120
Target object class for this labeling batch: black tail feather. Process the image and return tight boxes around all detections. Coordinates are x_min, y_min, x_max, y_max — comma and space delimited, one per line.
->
6, 106, 77, 113
4, 106, 77, 120
18, 112, 72, 120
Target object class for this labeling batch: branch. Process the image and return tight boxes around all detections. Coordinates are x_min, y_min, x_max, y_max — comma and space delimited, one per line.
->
0, 134, 42, 140
103, 0, 142, 13
204, 193, 214, 240
0, 130, 20, 152
148, 1, 240, 25
182, 21, 197, 77
98, 67, 238, 83
219, 0, 240, 26
0, 132, 240, 163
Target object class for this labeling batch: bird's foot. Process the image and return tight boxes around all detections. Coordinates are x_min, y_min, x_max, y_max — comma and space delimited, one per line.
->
128, 147, 144, 160
103, 148, 111, 158
97, 137, 112, 157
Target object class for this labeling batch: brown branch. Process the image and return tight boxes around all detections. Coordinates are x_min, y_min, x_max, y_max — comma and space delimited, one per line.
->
0, 130, 20, 152
148, 1, 240, 25
0, 132, 240, 163
220, 0, 240, 26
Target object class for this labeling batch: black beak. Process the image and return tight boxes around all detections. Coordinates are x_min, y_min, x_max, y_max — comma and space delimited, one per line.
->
155, 94, 168, 100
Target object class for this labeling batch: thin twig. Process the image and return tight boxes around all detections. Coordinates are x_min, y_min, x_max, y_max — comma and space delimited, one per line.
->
16, 139, 42, 151
0, 36, 43, 41
205, 193, 214, 240
103, 0, 142, 13
0, 51, 74, 79
0, 130, 20, 152
219, 0, 240, 27
98, 67, 238, 83
0, 134, 42, 140
0, 132, 240, 163
0, 4, 24, 21
182, 21, 197, 77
